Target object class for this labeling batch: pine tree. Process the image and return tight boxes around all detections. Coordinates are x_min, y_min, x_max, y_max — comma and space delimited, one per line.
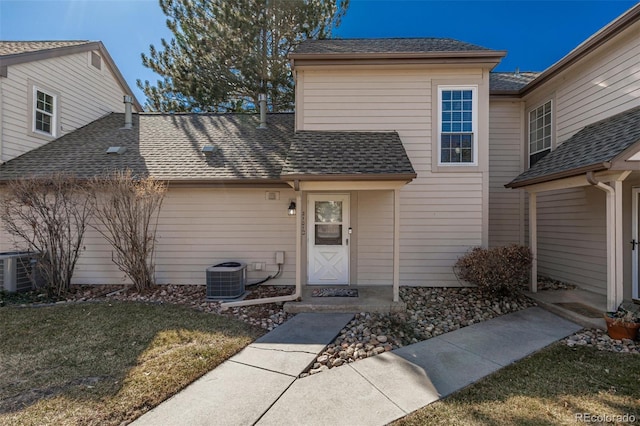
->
138, 0, 349, 112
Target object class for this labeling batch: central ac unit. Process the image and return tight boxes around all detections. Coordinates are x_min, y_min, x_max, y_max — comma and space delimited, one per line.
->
206, 261, 247, 300
0, 251, 36, 293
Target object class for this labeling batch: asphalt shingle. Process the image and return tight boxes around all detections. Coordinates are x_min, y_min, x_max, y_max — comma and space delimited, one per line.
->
508, 105, 640, 187
281, 131, 416, 178
0, 41, 92, 56
490, 72, 539, 93
0, 113, 416, 183
0, 113, 294, 182
292, 38, 493, 55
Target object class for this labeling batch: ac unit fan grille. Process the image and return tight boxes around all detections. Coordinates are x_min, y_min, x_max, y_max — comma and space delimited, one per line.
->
206, 262, 247, 300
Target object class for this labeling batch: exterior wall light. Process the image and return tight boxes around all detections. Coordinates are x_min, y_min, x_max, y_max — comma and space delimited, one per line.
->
288, 201, 296, 216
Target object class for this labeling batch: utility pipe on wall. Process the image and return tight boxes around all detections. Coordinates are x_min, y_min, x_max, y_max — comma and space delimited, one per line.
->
586, 171, 618, 311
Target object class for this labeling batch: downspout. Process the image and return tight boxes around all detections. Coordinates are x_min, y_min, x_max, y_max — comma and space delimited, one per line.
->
0, 77, 4, 163
586, 171, 618, 311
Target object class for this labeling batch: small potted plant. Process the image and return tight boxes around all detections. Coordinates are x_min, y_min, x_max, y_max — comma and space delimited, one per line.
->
604, 307, 640, 340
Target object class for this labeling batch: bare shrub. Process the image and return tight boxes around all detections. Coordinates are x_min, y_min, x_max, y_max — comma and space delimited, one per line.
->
0, 174, 93, 296
454, 244, 532, 295
90, 171, 167, 291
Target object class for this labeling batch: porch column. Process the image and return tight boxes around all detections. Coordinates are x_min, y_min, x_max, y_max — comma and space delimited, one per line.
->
529, 191, 537, 293
393, 188, 400, 302
295, 191, 302, 297
604, 185, 617, 311
614, 178, 624, 310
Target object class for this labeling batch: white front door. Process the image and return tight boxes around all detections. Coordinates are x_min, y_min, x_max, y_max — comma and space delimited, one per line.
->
307, 194, 350, 285
632, 188, 640, 300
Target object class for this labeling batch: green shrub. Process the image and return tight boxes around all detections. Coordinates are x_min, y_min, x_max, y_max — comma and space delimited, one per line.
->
454, 244, 532, 295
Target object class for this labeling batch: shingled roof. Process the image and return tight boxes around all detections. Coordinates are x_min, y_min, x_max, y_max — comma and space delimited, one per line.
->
490, 72, 540, 94
281, 131, 416, 179
0, 113, 295, 182
292, 38, 493, 55
0, 113, 416, 184
0, 40, 92, 56
507, 105, 640, 188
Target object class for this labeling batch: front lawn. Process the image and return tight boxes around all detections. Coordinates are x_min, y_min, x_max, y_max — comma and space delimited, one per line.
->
0, 302, 262, 425
395, 344, 640, 425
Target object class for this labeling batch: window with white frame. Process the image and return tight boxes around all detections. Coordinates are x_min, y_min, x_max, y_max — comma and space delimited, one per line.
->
33, 88, 56, 136
529, 100, 552, 166
438, 86, 477, 165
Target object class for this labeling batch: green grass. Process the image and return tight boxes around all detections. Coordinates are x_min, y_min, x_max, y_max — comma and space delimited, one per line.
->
0, 301, 262, 425
394, 344, 640, 426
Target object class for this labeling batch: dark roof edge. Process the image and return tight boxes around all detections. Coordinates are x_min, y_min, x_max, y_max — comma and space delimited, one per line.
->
280, 173, 418, 181
520, 3, 640, 96
505, 163, 610, 189
489, 91, 521, 97
0, 177, 291, 187
289, 50, 507, 61
0, 41, 143, 111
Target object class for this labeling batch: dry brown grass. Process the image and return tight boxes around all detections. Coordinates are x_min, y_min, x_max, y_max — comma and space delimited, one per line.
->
395, 344, 640, 426
0, 301, 262, 425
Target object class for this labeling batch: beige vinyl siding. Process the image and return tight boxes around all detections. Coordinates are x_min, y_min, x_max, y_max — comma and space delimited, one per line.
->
1, 51, 127, 162
357, 190, 393, 285
298, 68, 488, 286
535, 187, 607, 295
524, 20, 640, 146
488, 100, 524, 247
554, 24, 640, 142
74, 188, 297, 285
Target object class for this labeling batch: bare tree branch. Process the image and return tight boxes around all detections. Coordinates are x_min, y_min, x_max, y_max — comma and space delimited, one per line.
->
90, 171, 167, 291
0, 175, 93, 296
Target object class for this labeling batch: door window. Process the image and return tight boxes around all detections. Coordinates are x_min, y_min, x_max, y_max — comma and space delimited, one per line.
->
314, 201, 343, 245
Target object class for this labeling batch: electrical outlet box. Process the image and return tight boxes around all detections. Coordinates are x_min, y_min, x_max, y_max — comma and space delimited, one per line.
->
275, 251, 285, 265
254, 262, 264, 271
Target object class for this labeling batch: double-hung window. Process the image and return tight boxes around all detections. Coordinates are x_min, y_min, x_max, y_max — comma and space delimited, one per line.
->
529, 100, 552, 166
33, 88, 56, 137
438, 86, 477, 165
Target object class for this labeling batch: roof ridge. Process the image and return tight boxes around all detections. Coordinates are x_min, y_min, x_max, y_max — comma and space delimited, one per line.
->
0, 39, 92, 43
138, 111, 294, 116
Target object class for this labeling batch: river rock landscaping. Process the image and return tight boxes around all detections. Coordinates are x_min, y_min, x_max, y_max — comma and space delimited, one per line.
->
564, 328, 640, 353
3, 284, 295, 331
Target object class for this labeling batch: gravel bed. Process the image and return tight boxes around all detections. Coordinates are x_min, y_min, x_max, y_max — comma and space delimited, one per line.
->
535, 276, 577, 291
563, 329, 640, 353
64, 284, 295, 331
302, 287, 536, 376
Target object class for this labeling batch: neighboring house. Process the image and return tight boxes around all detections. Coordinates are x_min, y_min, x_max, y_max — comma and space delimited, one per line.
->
1, 4, 639, 312
501, 3, 640, 312
0, 40, 141, 164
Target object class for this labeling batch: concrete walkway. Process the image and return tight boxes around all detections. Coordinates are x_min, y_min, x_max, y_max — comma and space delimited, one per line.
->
134, 307, 581, 426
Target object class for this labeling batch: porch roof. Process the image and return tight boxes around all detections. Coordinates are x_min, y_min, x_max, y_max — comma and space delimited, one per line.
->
280, 131, 416, 181
506, 105, 640, 189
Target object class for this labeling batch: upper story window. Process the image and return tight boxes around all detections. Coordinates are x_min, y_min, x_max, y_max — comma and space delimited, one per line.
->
438, 86, 477, 165
529, 100, 552, 167
33, 88, 57, 136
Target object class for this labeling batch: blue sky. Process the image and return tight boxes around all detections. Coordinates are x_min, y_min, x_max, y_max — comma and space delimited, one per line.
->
1, 0, 638, 104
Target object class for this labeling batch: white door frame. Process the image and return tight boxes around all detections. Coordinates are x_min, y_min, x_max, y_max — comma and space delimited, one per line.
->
307, 193, 350, 285
632, 187, 640, 300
